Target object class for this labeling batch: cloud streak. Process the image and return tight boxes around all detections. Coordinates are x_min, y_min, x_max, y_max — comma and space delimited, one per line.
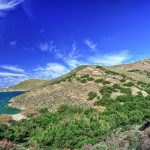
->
84, 39, 97, 51
0, 65, 25, 73
88, 50, 131, 66
0, 0, 23, 17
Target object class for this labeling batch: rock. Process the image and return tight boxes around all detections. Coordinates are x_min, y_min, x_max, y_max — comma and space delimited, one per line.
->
139, 127, 150, 150
82, 144, 93, 150
0, 139, 15, 150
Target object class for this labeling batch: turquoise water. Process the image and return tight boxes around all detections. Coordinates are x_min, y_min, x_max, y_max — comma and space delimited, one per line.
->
0, 91, 23, 114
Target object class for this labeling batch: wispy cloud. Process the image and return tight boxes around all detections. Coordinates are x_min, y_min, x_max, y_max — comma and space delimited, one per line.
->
84, 39, 97, 51
0, 63, 70, 87
39, 41, 57, 52
88, 50, 132, 66
34, 63, 69, 79
0, 71, 26, 77
38, 41, 81, 69
0, 65, 25, 73
0, 0, 23, 17
0, 73, 28, 88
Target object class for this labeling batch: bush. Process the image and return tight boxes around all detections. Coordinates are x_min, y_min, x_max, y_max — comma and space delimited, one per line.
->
1, 85, 150, 149
145, 88, 150, 94
123, 82, 134, 87
76, 74, 94, 83
95, 78, 105, 83
88, 92, 97, 100
100, 86, 117, 98
80, 78, 87, 83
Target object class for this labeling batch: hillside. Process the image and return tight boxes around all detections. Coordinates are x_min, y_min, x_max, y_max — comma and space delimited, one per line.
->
109, 58, 150, 83
0, 59, 150, 149
7, 59, 150, 114
0, 79, 47, 92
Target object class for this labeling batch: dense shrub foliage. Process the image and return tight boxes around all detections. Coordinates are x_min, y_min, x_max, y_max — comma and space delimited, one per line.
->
0, 91, 150, 149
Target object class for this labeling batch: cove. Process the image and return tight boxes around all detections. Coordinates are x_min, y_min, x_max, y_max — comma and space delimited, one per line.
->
0, 91, 23, 114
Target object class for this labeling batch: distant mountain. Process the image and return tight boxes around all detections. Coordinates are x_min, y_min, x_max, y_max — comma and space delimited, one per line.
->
6, 59, 150, 115
9, 79, 47, 91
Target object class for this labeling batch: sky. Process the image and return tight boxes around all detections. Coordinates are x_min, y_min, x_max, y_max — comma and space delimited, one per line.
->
0, 0, 150, 87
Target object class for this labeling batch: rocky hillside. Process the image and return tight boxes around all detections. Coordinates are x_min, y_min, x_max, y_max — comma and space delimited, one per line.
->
114, 58, 150, 73
109, 59, 150, 83
6, 59, 150, 115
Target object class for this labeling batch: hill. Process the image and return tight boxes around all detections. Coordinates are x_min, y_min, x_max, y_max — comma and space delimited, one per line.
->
0, 79, 47, 92
7, 59, 150, 114
0, 58, 150, 149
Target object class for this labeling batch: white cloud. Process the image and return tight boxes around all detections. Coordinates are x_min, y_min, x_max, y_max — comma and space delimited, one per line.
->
34, 63, 70, 79
65, 59, 82, 69
0, 72, 26, 77
0, 73, 28, 88
0, 0, 23, 17
84, 39, 97, 51
88, 50, 131, 66
0, 65, 25, 73
0, 63, 70, 87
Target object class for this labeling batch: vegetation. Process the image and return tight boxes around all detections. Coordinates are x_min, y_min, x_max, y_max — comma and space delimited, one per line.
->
76, 74, 95, 83
145, 87, 150, 94
0, 91, 150, 149
87, 91, 97, 100
1, 60, 150, 149
123, 82, 134, 87
94, 78, 110, 85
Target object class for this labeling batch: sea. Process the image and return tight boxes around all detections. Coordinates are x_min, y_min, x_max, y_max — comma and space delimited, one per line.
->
0, 91, 23, 114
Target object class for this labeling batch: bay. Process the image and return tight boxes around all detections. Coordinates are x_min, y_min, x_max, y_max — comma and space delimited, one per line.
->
0, 91, 23, 114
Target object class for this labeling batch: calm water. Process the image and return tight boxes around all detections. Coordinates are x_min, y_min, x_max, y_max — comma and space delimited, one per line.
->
0, 91, 23, 114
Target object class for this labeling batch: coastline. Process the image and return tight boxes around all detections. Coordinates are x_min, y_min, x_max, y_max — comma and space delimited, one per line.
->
0, 91, 26, 121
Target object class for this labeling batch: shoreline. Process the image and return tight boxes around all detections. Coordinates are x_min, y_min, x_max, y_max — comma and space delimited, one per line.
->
0, 91, 26, 121
0, 113, 26, 122
12, 113, 26, 121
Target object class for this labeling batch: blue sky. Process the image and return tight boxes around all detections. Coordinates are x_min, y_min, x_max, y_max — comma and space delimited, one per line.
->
0, 0, 150, 87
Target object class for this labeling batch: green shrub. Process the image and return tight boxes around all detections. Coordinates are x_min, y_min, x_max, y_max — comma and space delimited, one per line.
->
88, 92, 97, 100
103, 80, 110, 85
123, 82, 134, 87
94, 78, 104, 83
105, 70, 120, 75
100, 86, 117, 98
76, 74, 94, 83
80, 78, 87, 83
145, 87, 150, 94
112, 84, 132, 95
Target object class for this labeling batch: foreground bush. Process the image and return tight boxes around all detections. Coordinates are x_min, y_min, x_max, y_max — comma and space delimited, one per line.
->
0, 94, 150, 149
